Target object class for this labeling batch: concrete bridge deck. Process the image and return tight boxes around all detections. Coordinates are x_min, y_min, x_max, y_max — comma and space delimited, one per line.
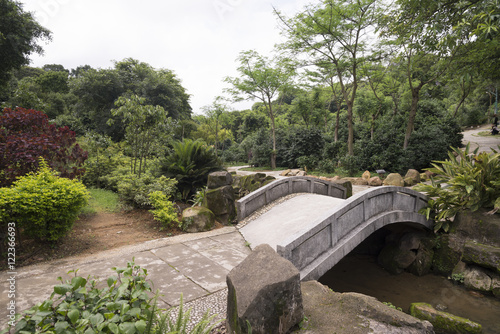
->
239, 194, 345, 250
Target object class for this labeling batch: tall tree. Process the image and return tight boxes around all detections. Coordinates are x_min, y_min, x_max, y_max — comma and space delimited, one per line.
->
109, 95, 173, 177
276, 0, 383, 156
225, 50, 295, 169
0, 0, 51, 90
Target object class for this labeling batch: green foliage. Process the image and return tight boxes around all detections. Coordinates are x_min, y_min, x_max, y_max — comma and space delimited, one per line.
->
116, 174, 177, 209
148, 191, 179, 230
13, 260, 154, 333
85, 188, 120, 213
9, 260, 221, 334
109, 94, 174, 177
317, 159, 336, 174
415, 144, 500, 232
0, 0, 51, 88
0, 159, 89, 243
160, 139, 222, 201
189, 188, 206, 207
339, 155, 361, 177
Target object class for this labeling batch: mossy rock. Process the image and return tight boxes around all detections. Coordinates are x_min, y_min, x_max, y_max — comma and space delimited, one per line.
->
410, 302, 482, 334
181, 207, 215, 233
432, 234, 464, 276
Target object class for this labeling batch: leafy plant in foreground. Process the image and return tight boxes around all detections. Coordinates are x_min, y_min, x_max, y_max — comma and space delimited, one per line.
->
415, 144, 500, 232
7, 261, 222, 334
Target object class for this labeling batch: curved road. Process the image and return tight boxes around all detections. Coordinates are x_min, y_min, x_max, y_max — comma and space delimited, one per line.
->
462, 125, 500, 153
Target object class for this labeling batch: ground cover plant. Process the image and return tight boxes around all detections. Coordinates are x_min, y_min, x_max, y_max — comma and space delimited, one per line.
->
416, 144, 500, 232
7, 261, 220, 334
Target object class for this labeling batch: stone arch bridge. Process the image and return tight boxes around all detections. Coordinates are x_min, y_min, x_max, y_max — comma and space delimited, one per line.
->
237, 176, 432, 281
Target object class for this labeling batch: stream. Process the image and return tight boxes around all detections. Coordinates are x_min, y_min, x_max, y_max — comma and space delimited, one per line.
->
319, 254, 500, 333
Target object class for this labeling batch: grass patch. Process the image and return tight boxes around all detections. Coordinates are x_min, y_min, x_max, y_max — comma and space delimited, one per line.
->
477, 130, 498, 137
80, 188, 120, 216
240, 166, 288, 172
223, 161, 248, 167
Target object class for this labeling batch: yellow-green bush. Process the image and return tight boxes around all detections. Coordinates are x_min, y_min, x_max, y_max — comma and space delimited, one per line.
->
0, 159, 90, 243
148, 191, 179, 230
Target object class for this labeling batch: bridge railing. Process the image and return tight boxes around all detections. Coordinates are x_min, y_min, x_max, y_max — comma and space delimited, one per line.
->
276, 186, 432, 281
236, 176, 347, 221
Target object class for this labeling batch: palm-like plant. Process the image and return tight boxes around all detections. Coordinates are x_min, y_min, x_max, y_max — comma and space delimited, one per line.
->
416, 144, 500, 232
160, 139, 222, 201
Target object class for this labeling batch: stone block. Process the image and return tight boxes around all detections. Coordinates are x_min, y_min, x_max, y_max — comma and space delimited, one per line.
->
204, 185, 236, 224
410, 303, 482, 334
462, 240, 500, 273
207, 171, 233, 189
226, 244, 303, 334
362, 170, 371, 180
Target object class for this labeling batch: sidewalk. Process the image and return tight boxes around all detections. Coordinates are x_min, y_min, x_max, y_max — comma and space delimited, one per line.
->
0, 227, 251, 329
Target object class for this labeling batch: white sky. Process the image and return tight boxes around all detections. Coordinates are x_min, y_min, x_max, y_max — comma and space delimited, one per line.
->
19, 0, 309, 114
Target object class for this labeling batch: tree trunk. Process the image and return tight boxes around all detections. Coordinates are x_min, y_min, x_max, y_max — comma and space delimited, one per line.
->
403, 87, 421, 149
347, 100, 354, 156
268, 98, 277, 169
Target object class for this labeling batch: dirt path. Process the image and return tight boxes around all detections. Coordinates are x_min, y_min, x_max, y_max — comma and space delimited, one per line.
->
11, 210, 185, 269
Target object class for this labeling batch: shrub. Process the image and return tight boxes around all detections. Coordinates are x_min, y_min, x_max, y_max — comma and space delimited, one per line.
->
11, 260, 221, 334
415, 144, 500, 232
0, 159, 90, 243
0, 107, 87, 187
318, 159, 336, 174
13, 261, 154, 333
159, 139, 222, 201
296, 155, 319, 171
148, 191, 180, 230
116, 174, 177, 208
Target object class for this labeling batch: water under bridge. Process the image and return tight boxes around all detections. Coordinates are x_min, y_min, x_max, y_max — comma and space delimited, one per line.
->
237, 176, 432, 281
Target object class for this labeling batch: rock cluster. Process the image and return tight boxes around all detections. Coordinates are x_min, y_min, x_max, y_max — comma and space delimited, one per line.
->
232, 173, 276, 199
428, 208, 500, 298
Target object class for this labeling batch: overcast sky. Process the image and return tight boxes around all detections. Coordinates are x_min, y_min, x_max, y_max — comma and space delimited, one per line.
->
19, 0, 308, 114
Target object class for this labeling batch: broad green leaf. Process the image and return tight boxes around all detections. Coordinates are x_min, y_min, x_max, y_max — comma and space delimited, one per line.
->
135, 320, 147, 333
119, 322, 137, 334
67, 309, 80, 324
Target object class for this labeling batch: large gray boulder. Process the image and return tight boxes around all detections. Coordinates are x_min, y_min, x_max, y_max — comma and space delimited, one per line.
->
226, 244, 303, 334
295, 281, 434, 334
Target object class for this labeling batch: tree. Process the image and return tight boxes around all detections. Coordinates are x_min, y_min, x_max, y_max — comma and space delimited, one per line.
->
0, 107, 87, 187
199, 97, 231, 158
225, 50, 295, 169
276, 0, 383, 156
0, 0, 51, 89
109, 95, 173, 177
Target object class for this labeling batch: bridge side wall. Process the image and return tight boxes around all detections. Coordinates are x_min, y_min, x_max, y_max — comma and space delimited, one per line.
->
276, 186, 432, 281
236, 176, 347, 221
